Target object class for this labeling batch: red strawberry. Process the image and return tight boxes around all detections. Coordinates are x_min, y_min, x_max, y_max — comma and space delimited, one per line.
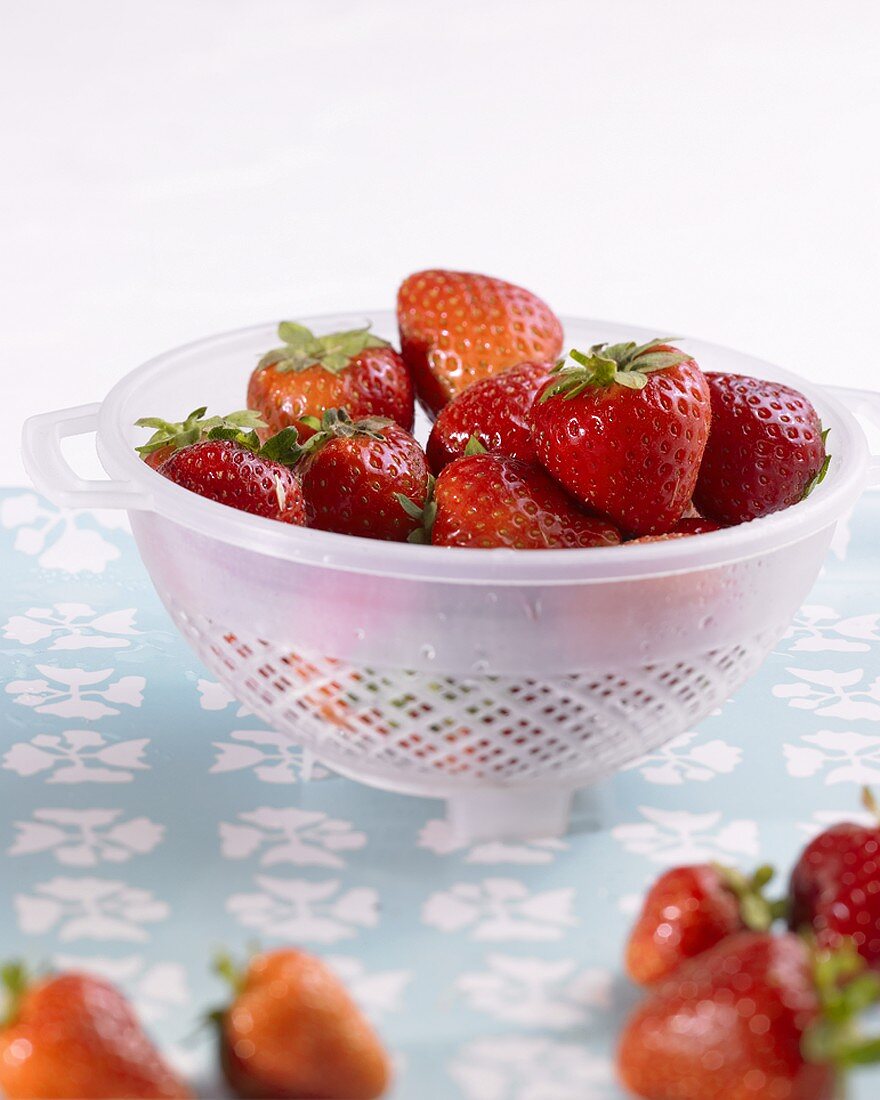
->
531, 339, 711, 536
693, 372, 829, 524
397, 269, 563, 415
419, 450, 621, 549
136, 407, 267, 469
618, 932, 880, 1100
215, 949, 391, 1100
0, 965, 191, 1099
626, 518, 724, 545
789, 789, 880, 969
626, 863, 783, 986
248, 321, 414, 439
425, 360, 551, 473
158, 428, 306, 524
298, 408, 430, 541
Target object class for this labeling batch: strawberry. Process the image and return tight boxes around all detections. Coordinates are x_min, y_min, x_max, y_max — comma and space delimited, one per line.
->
298, 408, 430, 541
626, 863, 785, 985
425, 360, 551, 473
530, 339, 711, 536
411, 449, 621, 549
789, 789, 880, 970
617, 932, 880, 1100
158, 425, 306, 524
248, 322, 414, 439
396, 269, 563, 415
693, 372, 829, 524
214, 948, 391, 1100
626, 518, 724, 545
135, 407, 267, 469
0, 965, 191, 1099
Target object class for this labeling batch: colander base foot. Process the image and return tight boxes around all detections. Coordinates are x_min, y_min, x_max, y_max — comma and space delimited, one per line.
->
447, 788, 574, 845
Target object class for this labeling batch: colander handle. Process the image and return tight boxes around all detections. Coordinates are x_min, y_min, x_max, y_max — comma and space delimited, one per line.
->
22, 403, 154, 511
826, 385, 880, 488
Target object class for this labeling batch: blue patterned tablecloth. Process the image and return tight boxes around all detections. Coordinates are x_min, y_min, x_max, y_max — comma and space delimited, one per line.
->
2, 486, 880, 1099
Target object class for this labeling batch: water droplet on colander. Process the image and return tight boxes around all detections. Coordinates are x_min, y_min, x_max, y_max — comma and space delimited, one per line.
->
524, 598, 542, 622
354, 627, 366, 640
420, 643, 436, 661
485, 591, 499, 605
472, 658, 490, 674
699, 615, 715, 630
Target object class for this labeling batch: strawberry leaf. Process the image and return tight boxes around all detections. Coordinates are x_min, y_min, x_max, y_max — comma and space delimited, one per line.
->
464, 435, 487, 456
135, 408, 266, 457
259, 427, 303, 467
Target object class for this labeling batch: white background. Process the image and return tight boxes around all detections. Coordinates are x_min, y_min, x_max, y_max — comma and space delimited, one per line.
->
2, 0, 879, 482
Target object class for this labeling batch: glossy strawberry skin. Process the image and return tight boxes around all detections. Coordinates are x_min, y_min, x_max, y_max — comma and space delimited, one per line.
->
220, 949, 390, 1100
158, 440, 306, 525
299, 422, 430, 541
0, 973, 191, 1099
626, 865, 744, 986
248, 346, 415, 440
426, 361, 552, 473
626, 518, 723, 545
531, 357, 711, 536
397, 269, 563, 415
431, 453, 621, 549
789, 822, 880, 968
693, 373, 827, 524
617, 932, 834, 1100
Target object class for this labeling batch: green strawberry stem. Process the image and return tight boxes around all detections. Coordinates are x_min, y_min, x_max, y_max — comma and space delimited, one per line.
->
396, 474, 437, 545
135, 408, 266, 457
713, 862, 789, 931
1, 961, 30, 1028
540, 337, 691, 400
258, 321, 390, 375
802, 939, 880, 1092
862, 787, 880, 824
298, 407, 390, 460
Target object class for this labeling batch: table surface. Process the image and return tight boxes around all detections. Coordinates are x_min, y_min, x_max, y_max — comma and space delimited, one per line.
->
2, 485, 880, 1098
3, 0, 880, 483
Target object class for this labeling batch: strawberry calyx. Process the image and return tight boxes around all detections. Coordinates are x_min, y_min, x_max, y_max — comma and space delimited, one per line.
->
463, 434, 488, 457
298, 407, 390, 460
802, 428, 832, 500
540, 337, 691, 400
135, 408, 267, 458
713, 862, 788, 931
803, 938, 880, 1079
861, 786, 880, 824
258, 321, 390, 375
1, 961, 30, 1028
396, 475, 437, 545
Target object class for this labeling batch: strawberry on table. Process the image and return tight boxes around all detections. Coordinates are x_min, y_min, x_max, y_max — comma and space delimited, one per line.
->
530, 338, 711, 536
397, 269, 563, 415
789, 788, 880, 970
157, 423, 306, 524
298, 408, 431, 541
214, 948, 391, 1100
693, 372, 829, 524
617, 932, 880, 1100
248, 321, 414, 439
0, 965, 191, 1099
410, 448, 621, 549
626, 863, 785, 985
135, 407, 267, 469
426, 360, 552, 473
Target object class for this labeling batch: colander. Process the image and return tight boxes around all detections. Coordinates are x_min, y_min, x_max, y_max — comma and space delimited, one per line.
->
22, 314, 880, 842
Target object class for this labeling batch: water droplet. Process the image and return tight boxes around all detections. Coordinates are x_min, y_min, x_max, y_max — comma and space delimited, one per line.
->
485, 591, 499, 605
472, 658, 490, 674
524, 598, 542, 622
354, 628, 366, 641
420, 644, 436, 661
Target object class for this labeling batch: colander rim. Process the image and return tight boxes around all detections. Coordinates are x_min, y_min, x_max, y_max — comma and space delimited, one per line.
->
96, 311, 870, 585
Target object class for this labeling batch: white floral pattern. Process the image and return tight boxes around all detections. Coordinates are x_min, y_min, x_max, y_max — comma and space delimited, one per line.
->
3, 603, 140, 650
9, 809, 164, 866
449, 1036, 615, 1100
612, 807, 759, 865
211, 729, 328, 784
422, 879, 577, 941
781, 605, 880, 653
772, 667, 880, 721
784, 730, 880, 785
3, 729, 150, 783
15, 877, 169, 941
419, 818, 568, 864
624, 732, 742, 786
1, 493, 126, 573
325, 956, 411, 1019
226, 876, 379, 943
220, 808, 365, 868
6, 666, 145, 719
456, 955, 611, 1027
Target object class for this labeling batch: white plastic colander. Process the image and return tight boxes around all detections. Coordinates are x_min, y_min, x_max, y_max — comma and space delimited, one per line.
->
22, 314, 880, 842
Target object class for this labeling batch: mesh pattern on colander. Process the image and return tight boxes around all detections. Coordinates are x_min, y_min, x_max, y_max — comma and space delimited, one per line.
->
168, 601, 783, 793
